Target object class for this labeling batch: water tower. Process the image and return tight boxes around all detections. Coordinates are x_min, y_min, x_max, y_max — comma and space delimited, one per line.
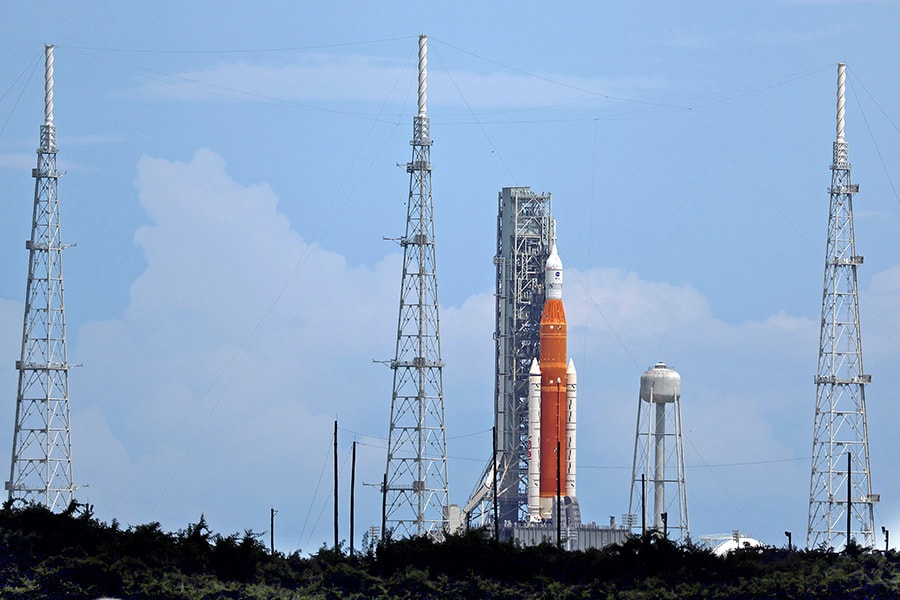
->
628, 363, 689, 542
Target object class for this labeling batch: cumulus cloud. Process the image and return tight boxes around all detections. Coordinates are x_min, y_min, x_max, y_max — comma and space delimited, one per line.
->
560, 258, 900, 540
64, 151, 510, 546
0, 299, 22, 447
556, 263, 830, 536
567, 267, 715, 338
74, 150, 402, 542
7, 147, 893, 550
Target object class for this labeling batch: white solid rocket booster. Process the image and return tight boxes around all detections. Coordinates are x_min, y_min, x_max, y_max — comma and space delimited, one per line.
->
566, 358, 577, 498
527, 358, 542, 522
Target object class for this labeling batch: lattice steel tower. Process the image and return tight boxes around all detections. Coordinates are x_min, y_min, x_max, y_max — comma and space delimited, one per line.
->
463, 188, 553, 527
807, 62, 877, 549
6, 45, 77, 510
383, 34, 449, 538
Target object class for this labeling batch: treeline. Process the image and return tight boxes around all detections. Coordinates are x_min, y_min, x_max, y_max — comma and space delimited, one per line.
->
0, 502, 899, 599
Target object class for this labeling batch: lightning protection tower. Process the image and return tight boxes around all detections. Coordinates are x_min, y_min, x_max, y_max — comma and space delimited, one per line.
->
383, 34, 450, 538
807, 63, 877, 550
6, 45, 77, 510
628, 363, 689, 543
464, 187, 553, 527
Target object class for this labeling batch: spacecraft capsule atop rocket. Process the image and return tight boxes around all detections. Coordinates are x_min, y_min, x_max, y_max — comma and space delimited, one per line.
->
546, 242, 563, 300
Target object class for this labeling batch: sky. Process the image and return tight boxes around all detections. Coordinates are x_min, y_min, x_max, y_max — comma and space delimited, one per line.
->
0, 1, 899, 554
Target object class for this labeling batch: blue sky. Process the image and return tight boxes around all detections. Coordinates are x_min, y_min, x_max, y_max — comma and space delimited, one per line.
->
1, 2, 899, 553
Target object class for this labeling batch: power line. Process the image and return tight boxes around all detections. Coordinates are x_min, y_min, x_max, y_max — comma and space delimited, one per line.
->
56, 36, 415, 55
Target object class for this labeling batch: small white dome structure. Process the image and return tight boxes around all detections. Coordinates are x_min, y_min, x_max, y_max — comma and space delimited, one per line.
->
712, 535, 764, 556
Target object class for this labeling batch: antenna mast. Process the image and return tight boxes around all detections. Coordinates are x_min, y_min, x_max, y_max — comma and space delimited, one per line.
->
383, 34, 450, 537
807, 62, 876, 549
6, 45, 77, 510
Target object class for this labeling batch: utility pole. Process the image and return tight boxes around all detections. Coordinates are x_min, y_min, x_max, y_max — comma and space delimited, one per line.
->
381, 471, 387, 541
492, 426, 498, 542
270, 507, 277, 555
350, 441, 356, 556
333, 421, 338, 550
641, 474, 646, 536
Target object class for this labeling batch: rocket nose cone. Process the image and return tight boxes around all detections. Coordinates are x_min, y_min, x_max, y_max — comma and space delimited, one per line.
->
545, 242, 562, 271
546, 242, 563, 300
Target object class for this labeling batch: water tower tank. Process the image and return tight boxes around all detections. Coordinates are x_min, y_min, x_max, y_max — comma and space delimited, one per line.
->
640, 362, 681, 404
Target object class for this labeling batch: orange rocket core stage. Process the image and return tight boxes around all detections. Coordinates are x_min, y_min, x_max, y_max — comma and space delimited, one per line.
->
539, 297, 569, 497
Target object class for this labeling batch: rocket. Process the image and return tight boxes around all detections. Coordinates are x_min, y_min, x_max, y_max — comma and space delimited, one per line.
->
527, 241, 577, 522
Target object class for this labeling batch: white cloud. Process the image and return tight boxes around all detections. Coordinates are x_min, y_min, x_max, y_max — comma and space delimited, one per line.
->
62, 150, 509, 546
0, 299, 22, 453
555, 263, 830, 537
869, 264, 900, 298
12, 147, 895, 551
562, 259, 900, 542
139, 54, 665, 111
73, 150, 402, 542
441, 291, 494, 386
567, 267, 716, 338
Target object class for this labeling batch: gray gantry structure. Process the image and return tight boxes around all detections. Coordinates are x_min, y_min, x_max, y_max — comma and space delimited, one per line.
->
6, 45, 77, 510
807, 62, 877, 550
464, 187, 554, 526
383, 34, 450, 538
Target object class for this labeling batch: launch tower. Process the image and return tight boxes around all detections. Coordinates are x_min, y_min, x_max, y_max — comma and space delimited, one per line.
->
5, 45, 77, 510
383, 34, 450, 538
628, 363, 689, 543
807, 63, 877, 549
465, 188, 553, 525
